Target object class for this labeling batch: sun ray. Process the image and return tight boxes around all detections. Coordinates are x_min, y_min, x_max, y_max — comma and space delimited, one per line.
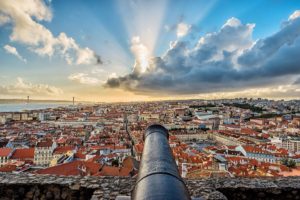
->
116, 0, 169, 67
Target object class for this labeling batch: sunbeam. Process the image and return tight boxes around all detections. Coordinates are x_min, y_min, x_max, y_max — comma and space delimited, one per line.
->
116, 0, 169, 72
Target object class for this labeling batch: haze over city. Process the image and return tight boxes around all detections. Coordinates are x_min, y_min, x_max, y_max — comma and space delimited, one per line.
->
1, 0, 300, 102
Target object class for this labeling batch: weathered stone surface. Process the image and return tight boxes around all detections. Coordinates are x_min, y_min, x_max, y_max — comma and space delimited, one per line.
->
207, 191, 228, 200
0, 173, 299, 199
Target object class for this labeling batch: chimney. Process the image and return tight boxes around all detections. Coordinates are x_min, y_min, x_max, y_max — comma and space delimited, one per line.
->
82, 164, 87, 173
77, 164, 87, 176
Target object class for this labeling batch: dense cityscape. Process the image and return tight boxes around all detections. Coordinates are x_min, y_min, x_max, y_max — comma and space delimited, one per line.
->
0, 98, 300, 178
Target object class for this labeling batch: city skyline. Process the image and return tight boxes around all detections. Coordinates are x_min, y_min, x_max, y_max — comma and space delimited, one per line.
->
1, 0, 300, 102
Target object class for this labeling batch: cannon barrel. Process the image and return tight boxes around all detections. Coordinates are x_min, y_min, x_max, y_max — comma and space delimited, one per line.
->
132, 124, 191, 200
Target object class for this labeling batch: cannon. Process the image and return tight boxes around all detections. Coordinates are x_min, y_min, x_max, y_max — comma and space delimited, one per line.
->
132, 124, 191, 200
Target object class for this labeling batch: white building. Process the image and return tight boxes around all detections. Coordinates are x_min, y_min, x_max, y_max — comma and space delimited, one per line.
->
34, 141, 57, 167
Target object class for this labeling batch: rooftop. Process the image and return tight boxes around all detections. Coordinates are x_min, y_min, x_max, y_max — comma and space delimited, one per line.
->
0, 148, 13, 157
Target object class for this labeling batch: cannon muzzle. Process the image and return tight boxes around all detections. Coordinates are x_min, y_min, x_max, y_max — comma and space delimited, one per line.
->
132, 124, 191, 200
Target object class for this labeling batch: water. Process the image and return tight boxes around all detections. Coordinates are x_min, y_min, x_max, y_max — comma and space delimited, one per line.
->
0, 103, 69, 112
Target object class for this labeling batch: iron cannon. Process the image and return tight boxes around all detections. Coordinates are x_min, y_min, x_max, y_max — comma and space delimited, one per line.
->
132, 124, 191, 200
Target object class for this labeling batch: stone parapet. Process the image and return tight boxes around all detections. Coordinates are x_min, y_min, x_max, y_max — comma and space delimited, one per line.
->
0, 173, 299, 200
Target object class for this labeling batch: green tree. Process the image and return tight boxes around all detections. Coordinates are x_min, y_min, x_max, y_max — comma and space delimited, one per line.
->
112, 159, 119, 167
287, 159, 296, 168
281, 158, 289, 166
281, 158, 296, 168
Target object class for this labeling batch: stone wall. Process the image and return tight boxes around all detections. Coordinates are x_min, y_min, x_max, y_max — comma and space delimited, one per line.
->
0, 173, 134, 200
0, 173, 299, 200
186, 177, 300, 200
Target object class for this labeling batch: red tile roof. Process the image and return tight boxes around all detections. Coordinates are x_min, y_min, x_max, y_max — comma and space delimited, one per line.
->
11, 148, 34, 160
0, 164, 17, 172
94, 165, 132, 177
123, 156, 139, 170
53, 146, 74, 154
0, 148, 13, 157
35, 160, 102, 176
74, 152, 86, 160
243, 145, 270, 154
90, 145, 127, 150
134, 143, 144, 154
56, 137, 67, 144
37, 141, 53, 148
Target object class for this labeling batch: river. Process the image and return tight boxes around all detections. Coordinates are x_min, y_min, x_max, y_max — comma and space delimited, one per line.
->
0, 103, 69, 112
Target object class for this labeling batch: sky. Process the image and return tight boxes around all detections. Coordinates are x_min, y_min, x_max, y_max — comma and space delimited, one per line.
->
0, 0, 300, 102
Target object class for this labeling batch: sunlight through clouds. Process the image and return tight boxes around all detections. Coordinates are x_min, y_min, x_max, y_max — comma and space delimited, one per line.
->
105, 10, 300, 100
130, 36, 150, 73
176, 23, 191, 38
116, 0, 168, 57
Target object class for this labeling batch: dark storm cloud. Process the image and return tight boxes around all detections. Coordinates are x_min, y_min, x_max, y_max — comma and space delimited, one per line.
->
104, 12, 300, 95
105, 73, 140, 90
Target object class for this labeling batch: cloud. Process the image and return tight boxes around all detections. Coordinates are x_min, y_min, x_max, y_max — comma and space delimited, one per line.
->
176, 22, 191, 38
130, 36, 151, 73
289, 10, 300, 21
196, 84, 300, 100
193, 17, 254, 64
68, 73, 101, 85
0, 77, 63, 96
238, 13, 300, 67
108, 73, 118, 79
0, 0, 100, 65
165, 21, 198, 39
105, 12, 300, 97
0, 13, 10, 25
293, 77, 300, 85
3, 45, 27, 63
91, 68, 106, 74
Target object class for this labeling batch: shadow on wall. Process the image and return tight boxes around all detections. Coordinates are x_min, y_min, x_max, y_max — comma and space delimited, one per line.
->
0, 184, 95, 199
